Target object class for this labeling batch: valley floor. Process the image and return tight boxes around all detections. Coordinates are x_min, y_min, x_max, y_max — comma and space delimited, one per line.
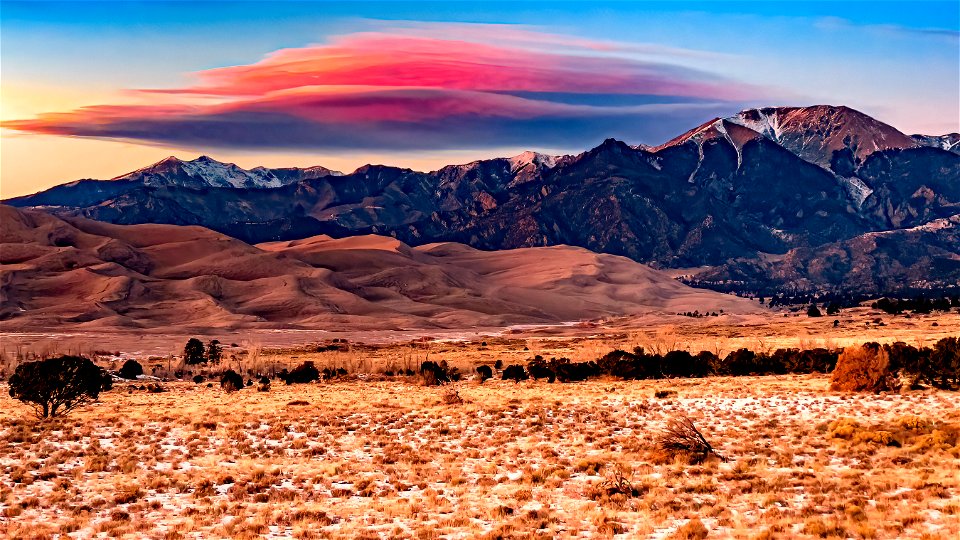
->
1, 375, 958, 539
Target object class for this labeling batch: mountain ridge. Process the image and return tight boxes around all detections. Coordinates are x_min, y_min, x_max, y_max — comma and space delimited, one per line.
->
6, 105, 959, 295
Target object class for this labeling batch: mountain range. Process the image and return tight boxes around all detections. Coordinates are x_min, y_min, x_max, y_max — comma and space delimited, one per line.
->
6, 105, 959, 295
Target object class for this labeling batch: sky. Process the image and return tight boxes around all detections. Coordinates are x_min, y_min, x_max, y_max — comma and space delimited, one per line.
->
1, 1, 958, 198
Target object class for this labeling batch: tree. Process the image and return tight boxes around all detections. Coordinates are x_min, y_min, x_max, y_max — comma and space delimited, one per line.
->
930, 337, 960, 389
206, 340, 223, 364
183, 338, 206, 365
8, 356, 113, 418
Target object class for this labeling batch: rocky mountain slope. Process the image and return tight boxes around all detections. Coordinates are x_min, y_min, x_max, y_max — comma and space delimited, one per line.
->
6, 105, 958, 294
0, 205, 757, 331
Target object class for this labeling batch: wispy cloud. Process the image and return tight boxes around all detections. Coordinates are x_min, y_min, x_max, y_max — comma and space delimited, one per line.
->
3, 24, 769, 150
815, 16, 960, 42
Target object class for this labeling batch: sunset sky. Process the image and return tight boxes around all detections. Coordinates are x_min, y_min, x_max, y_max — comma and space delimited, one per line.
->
2, 1, 958, 198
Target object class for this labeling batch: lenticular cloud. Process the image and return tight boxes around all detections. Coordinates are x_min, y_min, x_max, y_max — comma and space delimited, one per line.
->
3, 26, 766, 151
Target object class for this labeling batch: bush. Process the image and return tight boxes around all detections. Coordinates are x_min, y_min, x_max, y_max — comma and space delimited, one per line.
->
183, 338, 206, 365
441, 387, 464, 405
724, 348, 760, 376
830, 344, 900, 393
551, 359, 599, 382
280, 361, 320, 384
257, 376, 271, 392
476, 365, 493, 382
807, 304, 822, 317
658, 415, 723, 463
118, 360, 143, 380
502, 364, 528, 383
527, 356, 555, 382
420, 361, 459, 386
220, 370, 244, 392
663, 350, 709, 378
8, 356, 113, 418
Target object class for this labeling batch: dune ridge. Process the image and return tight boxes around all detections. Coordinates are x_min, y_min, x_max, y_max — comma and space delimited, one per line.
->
0, 205, 758, 332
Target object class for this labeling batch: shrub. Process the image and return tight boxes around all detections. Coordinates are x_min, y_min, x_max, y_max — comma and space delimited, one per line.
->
827, 417, 861, 439
476, 365, 493, 382
192, 375, 204, 384
725, 348, 761, 376
551, 359, 598, 382
658, 415, 723, 463
527, 356, 555, 382
441, 388, 464, 405
598, 465, 642, 498
257, 376, 271, 392
220, 370, 244, 392
502, 364, 528, 383
420, 361, 450, 386
663, 350, 710, 378
117, 360, 143, 380
807, 304, 822, 317
183, 338, 206, 365
8, 356, 113, 418
796, 348, 838, 373
672, 518, 708, 540
830, 344, 900, 393
281, 361, 320, 384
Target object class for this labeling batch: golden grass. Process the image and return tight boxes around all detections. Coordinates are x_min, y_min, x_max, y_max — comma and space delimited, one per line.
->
1, 372, 958, 539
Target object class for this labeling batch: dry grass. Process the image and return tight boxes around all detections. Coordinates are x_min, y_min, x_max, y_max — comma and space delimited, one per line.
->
2, 308, 958, 538
1, 371, 957, 539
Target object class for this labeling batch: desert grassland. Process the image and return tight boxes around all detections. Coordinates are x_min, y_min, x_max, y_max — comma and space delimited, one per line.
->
1, 307, 957, 377
238, 307, 960, 378
1, 373, 959, 540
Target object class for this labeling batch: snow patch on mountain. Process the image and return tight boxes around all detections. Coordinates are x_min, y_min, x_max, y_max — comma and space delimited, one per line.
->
839, 176, 874, 207
113, 156, 340, 189
728, 108, 783, 142
180, 157, 282, 188
912, 133, 960, 153
507, 151, 559, 172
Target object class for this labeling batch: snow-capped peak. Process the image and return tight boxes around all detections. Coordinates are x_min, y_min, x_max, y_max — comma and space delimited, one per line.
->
111, 155, 340, 189
507, 151, 560, 172
725, 105, 917, 168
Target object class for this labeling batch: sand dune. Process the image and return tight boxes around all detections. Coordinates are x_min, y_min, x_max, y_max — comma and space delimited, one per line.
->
1, 205, 758, 332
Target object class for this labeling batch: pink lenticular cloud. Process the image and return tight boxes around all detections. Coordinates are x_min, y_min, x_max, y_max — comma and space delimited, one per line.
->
157, 32, 749, 100
3, 25, 768, 151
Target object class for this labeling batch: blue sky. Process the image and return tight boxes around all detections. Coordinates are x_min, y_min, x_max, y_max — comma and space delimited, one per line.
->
2, 1, 958, 196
